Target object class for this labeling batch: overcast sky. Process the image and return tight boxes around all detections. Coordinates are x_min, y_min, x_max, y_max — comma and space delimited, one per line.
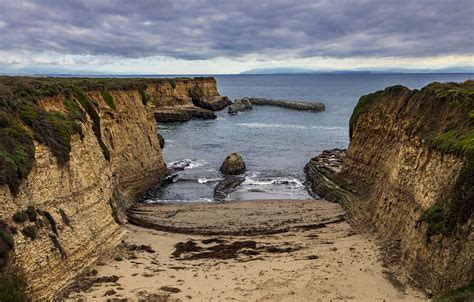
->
0, 0, 473, 74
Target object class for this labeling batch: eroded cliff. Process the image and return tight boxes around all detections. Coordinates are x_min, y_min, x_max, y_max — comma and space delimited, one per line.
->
305, 81, 473, 296
0, 76, 218, 300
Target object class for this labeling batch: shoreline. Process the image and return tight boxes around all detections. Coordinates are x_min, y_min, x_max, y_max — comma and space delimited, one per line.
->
59, 199, 427, 301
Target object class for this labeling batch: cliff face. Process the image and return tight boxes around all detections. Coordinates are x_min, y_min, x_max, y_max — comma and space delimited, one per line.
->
0, 77, 217, 300
306, 81, 473, 294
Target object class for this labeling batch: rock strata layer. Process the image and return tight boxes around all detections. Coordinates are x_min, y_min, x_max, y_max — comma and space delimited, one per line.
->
0, 76, 225, 300
305, 81, 473, 295
193, 95, 232, 111
248, 98, 325, 111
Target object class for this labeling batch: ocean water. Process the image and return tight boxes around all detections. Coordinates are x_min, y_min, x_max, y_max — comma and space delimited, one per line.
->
146, 73, 473, 202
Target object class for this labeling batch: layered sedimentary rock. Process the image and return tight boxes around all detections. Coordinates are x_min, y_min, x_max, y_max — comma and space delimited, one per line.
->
305, 81, 473, 295
152, 77, 229, 122
0, 77, 213, 300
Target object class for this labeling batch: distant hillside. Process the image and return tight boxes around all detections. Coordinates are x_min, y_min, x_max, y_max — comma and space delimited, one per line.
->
240, 66, 474, 75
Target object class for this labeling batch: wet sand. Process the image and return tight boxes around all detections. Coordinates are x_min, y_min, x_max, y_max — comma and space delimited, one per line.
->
61, 200, 427, 301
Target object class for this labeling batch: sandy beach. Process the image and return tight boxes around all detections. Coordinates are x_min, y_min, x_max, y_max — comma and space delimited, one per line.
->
59, 200, 427, 301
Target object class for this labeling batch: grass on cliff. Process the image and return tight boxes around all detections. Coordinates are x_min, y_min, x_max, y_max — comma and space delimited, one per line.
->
423, 81, 474, 237
434, 281, 474, 302
349, 90, 383, 139
0, 76, 211, 194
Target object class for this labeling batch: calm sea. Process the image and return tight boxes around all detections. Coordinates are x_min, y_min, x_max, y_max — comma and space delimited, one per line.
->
146, 73, 473, 202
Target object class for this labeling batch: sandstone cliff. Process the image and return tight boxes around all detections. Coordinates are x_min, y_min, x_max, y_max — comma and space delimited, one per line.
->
305, 81, 473, 295
0, 76, 216, 300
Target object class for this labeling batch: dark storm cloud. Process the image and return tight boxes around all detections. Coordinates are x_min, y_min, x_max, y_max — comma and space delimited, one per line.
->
0, 0, 472, 60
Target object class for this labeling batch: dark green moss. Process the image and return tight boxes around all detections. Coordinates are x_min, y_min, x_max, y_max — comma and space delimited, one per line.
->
0, 268, 31, 302
21, 226, 36, 240
100, 88, 116, 110
434, 281, 474, 302
12, 212, 28, 224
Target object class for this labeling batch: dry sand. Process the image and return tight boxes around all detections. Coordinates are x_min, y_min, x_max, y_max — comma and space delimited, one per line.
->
61, 200, 427, 301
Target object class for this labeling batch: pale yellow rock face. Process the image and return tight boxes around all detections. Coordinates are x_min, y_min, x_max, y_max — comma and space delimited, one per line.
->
0, 88, 166, 300
341, 88, 473, 293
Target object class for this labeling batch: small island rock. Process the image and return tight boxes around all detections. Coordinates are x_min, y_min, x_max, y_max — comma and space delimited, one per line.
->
220, 153, 246, 175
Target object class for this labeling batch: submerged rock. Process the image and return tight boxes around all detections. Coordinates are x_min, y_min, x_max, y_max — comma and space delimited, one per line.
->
193, 96, 232, 111
228, 98, 253, 114
219, 153, 246, 175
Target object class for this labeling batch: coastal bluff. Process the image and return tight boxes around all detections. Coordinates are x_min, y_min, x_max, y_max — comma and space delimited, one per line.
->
305, 81, 473, 296
0, 76, 218, 300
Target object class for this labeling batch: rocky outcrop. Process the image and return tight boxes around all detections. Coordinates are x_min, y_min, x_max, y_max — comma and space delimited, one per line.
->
305, 81, 473, 295
214, 176, 245, 201
248, 98, 325, 111
151, 77, 228, 122
193, 96, 232, 111
228, 98, 253, 114
154, 107, 216, 122
220, 153, 246, 175
0, 77, 178, 300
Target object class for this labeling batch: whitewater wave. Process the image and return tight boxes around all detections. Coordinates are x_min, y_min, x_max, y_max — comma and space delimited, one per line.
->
197, 177, 222, 184
167, 159, 208, 170
235, 123, 344, 130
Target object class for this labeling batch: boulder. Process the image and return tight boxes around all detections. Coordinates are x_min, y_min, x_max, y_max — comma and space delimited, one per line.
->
220, 153, 246, 175
193, 96, 232, 111
228, 98, 253, 114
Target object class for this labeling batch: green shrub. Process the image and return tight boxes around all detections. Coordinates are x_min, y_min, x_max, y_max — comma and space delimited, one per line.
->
138, 88, 150, 106
168, 79, 177, 89
25, 206, 37, 222
0, 230, 14, 249
434, 281, 474, 302
21, 226, 36, 240
100, 88, 116, 110
0, 268, 31, 302
63, 98, 86, 122
0, 112, 35, 195
349, 90, 383, 139
12, 212, 28, 224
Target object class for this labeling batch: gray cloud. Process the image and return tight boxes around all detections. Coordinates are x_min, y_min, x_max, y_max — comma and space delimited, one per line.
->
0, 0, 472, 61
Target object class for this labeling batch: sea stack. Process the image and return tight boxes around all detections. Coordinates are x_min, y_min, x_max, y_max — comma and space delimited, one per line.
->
219, 153, 246, 175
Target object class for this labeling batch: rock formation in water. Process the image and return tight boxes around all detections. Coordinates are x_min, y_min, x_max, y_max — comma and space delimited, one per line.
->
228, 98, 253, 114
153, 77, 230, 122
305, 81, 473, 297
0, 76, 217, 300
248, 97, 325, 111
220, 153, 246, 175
